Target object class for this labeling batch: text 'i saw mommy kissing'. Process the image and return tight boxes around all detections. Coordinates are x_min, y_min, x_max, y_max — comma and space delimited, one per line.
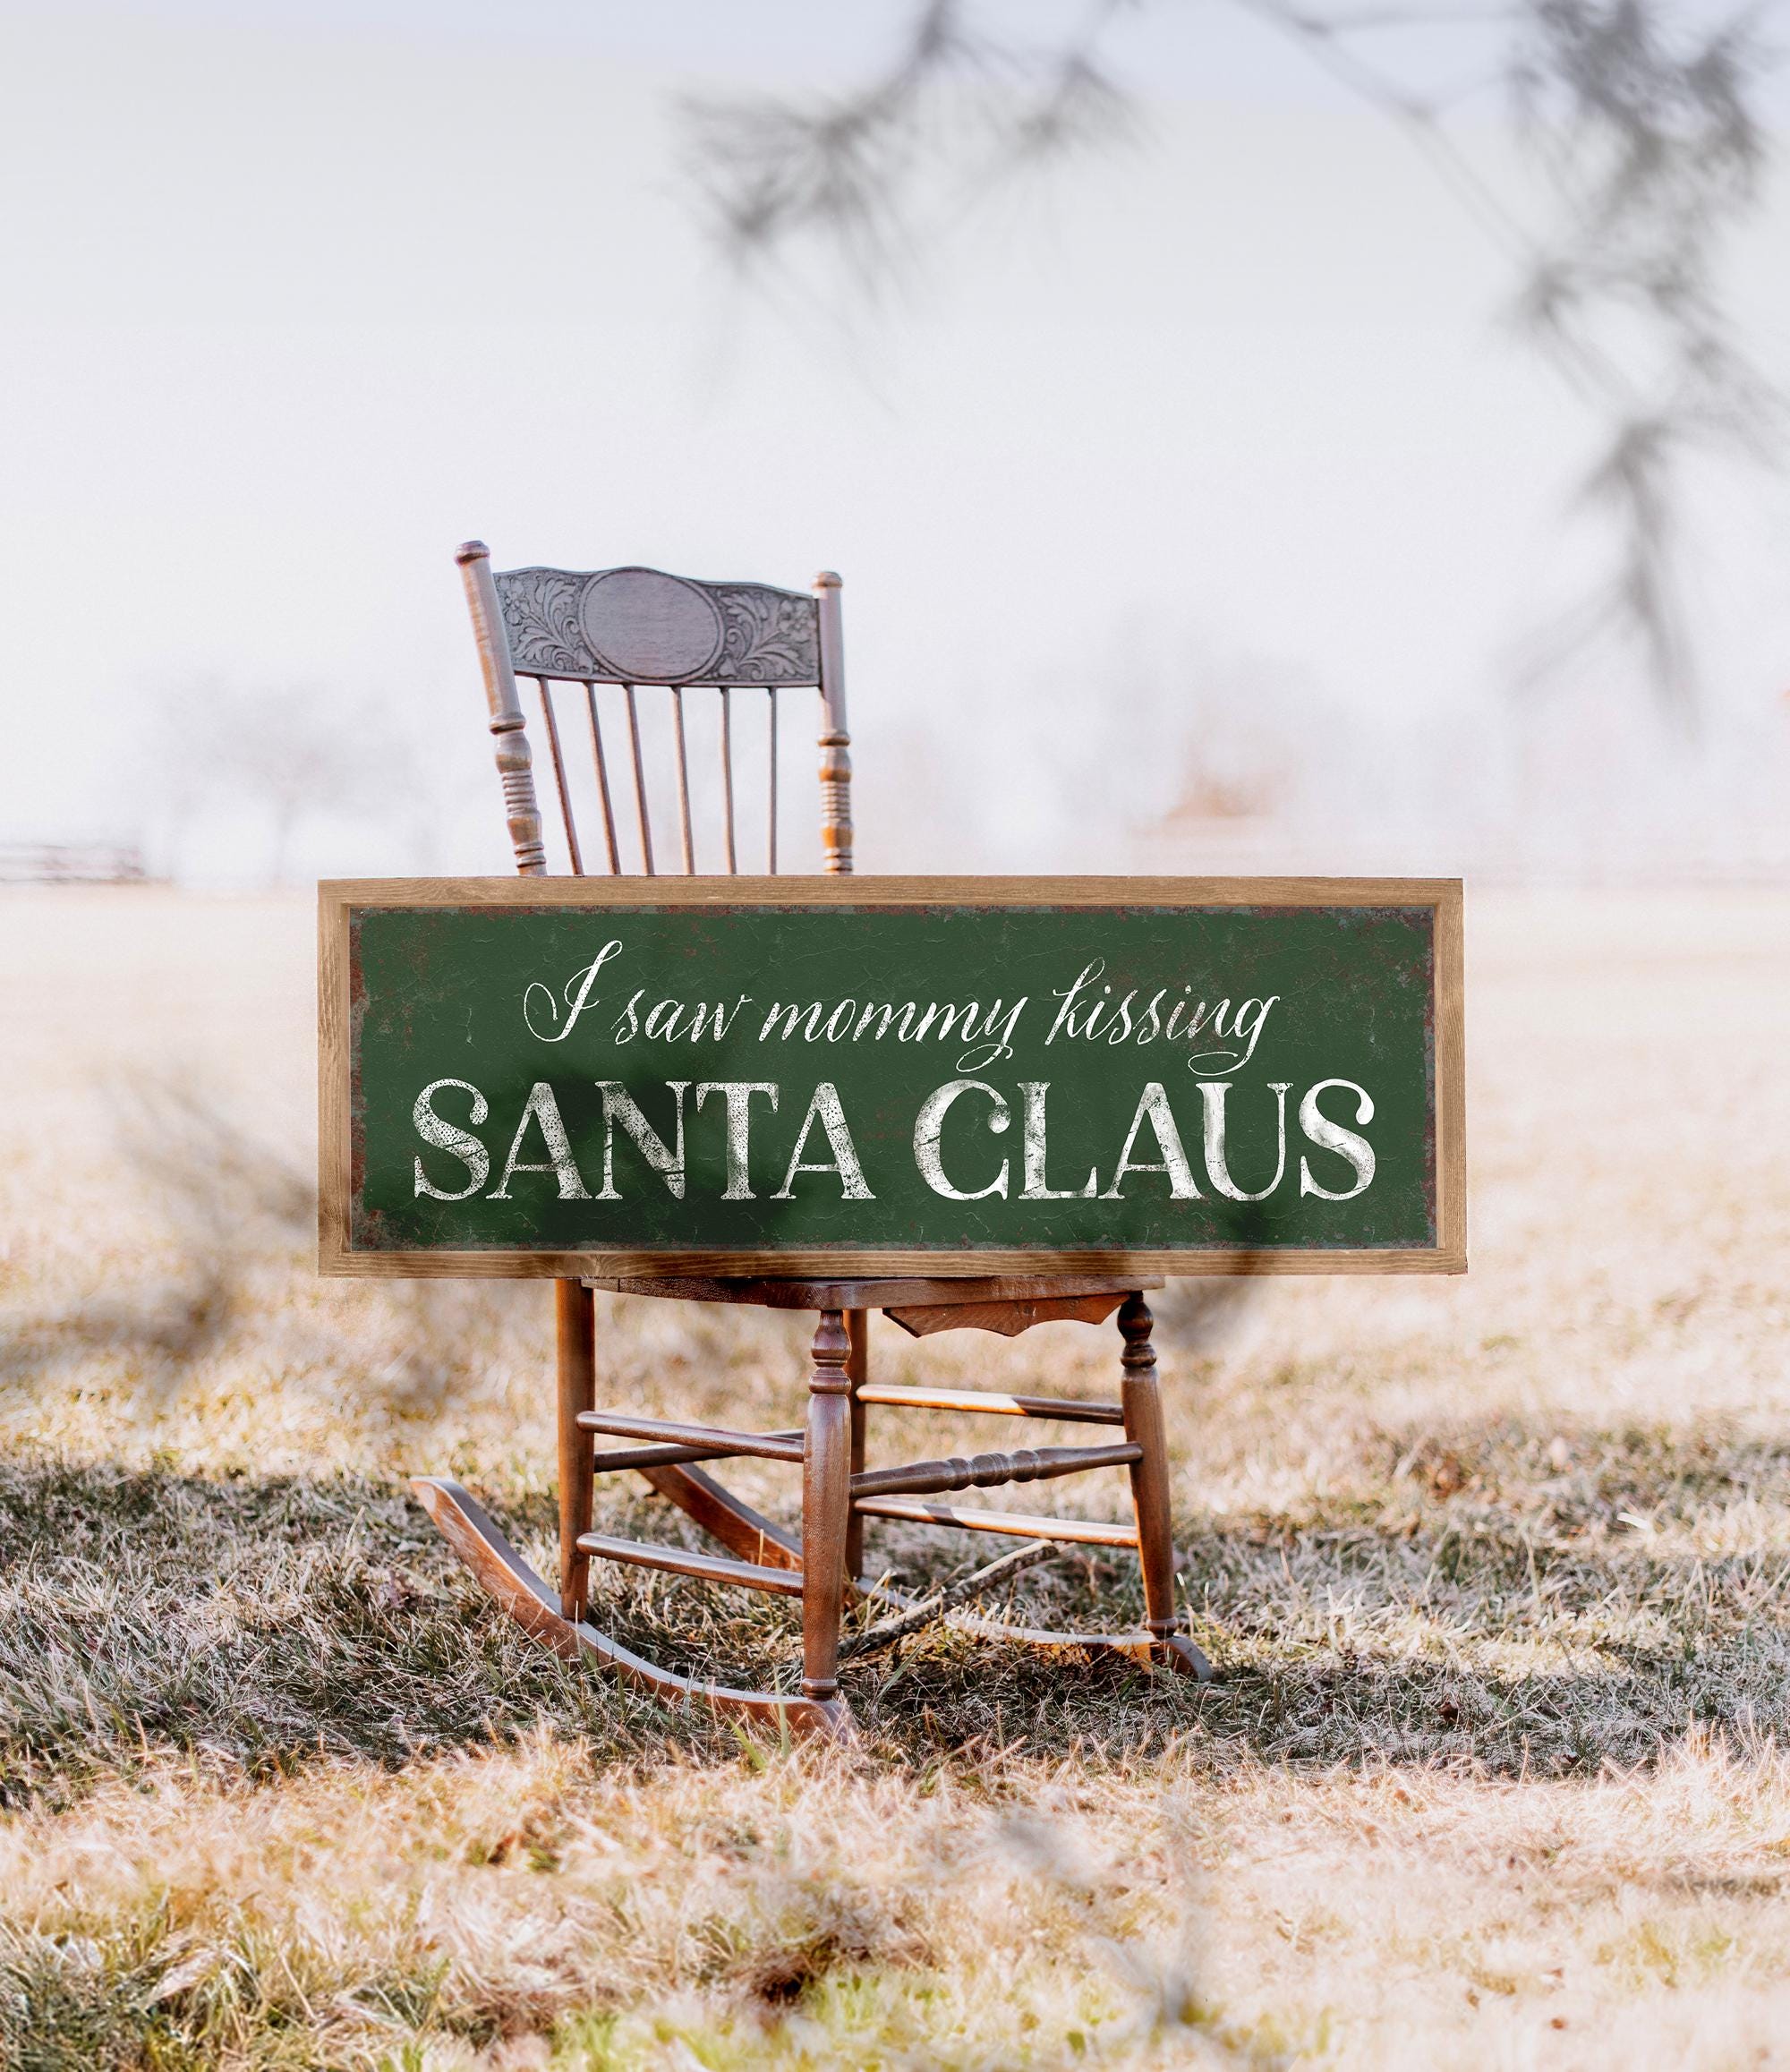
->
407, 937, 1379, 1207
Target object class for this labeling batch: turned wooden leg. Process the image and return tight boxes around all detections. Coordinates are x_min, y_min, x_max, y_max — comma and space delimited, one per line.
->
844, 1308, 868, 1583
802, 1308, 853, 1702
556, 1279, 597, 1621
1119, 1293, 1181, 1645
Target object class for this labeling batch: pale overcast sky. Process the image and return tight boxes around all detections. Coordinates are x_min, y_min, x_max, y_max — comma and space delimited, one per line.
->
3, 1, 1786, 874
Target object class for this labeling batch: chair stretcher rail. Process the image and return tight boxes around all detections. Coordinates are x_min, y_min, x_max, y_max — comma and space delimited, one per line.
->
588, 1430, 803, 1473
848, 1498, 1140, 1548
850, 1441, 1141, 1502
576, 1532, 806, 1597
854, 1384, 1125, 1425
575, 1411, 805, 1462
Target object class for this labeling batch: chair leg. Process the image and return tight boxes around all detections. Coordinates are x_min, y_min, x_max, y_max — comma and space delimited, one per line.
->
844, 1308, 869, 1583
415, 1280, 857, 1738
1119, 1293, 1213, 1679
801, 1308, 854, 1704
556, 1279, 597, 1621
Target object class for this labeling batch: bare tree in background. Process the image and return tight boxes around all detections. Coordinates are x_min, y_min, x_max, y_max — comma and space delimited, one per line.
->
681, 0, 1779, 724
149, 678, 391, 884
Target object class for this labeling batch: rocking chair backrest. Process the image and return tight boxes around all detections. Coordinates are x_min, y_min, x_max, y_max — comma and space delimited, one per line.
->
457, 542, 852, 878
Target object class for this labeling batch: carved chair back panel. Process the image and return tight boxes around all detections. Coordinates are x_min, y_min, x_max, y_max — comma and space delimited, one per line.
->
497, 566, 821, 686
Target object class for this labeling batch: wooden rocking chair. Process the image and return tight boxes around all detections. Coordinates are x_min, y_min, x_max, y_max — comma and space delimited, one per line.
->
412, 543, 1213, 1737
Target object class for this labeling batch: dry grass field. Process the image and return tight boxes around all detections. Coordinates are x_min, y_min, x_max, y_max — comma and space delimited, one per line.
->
1, 883, 1787, 2069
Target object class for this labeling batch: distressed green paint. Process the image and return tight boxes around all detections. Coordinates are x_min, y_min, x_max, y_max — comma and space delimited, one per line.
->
349, 902, 1436, 1254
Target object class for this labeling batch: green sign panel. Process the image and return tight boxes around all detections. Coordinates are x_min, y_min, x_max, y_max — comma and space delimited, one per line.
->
320, 878, 1464, 1276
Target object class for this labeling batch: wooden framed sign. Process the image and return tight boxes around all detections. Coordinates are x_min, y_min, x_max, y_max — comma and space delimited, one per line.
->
319, 876, 1464, 1279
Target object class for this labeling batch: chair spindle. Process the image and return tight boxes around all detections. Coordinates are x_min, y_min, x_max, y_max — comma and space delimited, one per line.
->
719, 688, 737, 874
582, 685, 622, 874
766, 686, 779, 874
671, 686, 695, 874
623, 683, 655, 875
534, 679, 584, 876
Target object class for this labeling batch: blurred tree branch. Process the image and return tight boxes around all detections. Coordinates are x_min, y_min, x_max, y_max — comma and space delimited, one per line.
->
681, 0, 1780, 724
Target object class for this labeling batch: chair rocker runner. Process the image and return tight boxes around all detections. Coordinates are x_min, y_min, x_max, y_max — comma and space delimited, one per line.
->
412, 542, 1214, 1737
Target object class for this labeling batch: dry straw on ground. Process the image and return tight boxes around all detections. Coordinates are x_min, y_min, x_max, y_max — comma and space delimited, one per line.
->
1, 884, 1786, 2068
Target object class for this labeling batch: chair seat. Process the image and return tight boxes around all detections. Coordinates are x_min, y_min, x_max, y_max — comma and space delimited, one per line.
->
582, 1273, 1164, 1311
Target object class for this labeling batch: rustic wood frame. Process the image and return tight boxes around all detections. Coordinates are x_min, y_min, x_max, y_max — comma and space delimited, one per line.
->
319, 873, 1465, 1281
